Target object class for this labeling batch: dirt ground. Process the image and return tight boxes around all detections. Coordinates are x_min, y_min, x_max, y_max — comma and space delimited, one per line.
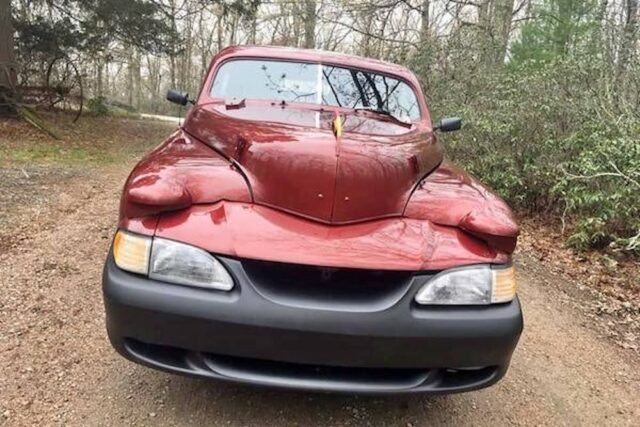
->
0, 117, 639, 426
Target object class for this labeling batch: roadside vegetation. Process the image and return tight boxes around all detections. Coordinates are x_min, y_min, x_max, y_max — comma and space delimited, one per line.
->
86, 96, 142, 118
404, 3, 640, 255
0, 115, 167, 166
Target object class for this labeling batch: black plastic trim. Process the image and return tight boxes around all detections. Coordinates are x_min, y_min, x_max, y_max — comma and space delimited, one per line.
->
103, 252, 523, 394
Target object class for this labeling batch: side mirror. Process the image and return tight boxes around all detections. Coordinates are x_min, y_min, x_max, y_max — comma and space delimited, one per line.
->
436, 117, 462, 132
166, 89, 192, 106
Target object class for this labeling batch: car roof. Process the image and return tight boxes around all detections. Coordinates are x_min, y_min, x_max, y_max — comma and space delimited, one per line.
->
212, 45, 417, 82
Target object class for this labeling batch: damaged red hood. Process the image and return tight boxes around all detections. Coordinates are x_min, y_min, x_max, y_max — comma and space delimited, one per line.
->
182, 103, 442, 224
152, 201, 510, 271
119, 111, 518, 268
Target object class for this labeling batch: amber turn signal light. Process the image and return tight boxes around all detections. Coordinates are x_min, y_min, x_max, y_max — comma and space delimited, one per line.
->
491, 266, 517, 303
113, 230, 151, 275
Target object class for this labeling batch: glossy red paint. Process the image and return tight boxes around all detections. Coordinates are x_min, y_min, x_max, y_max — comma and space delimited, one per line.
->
183, 103, 441, 223
154, 202, 509, 271
118, 45, 518, 270
404, 162, 519, 253
119, 129, 251, 233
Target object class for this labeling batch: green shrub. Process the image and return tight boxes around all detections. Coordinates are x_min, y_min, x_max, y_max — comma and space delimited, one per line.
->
87, 97, 139, 118
87, 96, 109, 116
408, 46, 640, 253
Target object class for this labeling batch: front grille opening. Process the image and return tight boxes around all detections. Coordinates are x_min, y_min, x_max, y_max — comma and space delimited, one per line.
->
203, 353, 430, 388
122, 339, 499, 392
241, 259, 413, 309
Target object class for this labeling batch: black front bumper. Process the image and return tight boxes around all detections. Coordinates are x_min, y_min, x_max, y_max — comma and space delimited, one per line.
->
103, 254, 523, 394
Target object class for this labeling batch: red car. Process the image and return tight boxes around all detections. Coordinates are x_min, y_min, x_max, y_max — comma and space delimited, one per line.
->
103, 46, 522, 394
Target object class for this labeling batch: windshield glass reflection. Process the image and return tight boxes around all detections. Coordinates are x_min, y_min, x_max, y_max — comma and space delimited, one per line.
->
211, 59, 420, 122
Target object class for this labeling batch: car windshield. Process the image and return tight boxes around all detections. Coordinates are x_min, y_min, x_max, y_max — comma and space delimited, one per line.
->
210, 59, 421, 122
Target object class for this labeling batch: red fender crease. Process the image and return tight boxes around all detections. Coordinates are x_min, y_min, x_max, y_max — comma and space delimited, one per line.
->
404, 162, 519, 253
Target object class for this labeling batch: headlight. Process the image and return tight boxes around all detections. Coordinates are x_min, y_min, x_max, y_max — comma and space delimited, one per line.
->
112, 230, 234, 291
414, 265, 516, 305
149, 238, 234, 290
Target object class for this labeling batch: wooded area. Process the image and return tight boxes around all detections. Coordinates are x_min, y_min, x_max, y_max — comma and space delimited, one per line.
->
0, 0, 638, 253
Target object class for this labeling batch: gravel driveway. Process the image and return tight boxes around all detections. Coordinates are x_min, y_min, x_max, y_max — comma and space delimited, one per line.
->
1, 125, 638, 426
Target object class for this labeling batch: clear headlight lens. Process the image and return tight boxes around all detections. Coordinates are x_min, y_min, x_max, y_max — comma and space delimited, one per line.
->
415, 265, 516, 305
112, 230, 233, 291
149, 238, 234, 290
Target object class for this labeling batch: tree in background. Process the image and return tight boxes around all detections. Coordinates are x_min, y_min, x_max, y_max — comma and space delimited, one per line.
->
304, 0, 316, 48
9, 0, 178, 114
510, 0, 598, 64
0, 0, 17, 114
618, 0, 639, 84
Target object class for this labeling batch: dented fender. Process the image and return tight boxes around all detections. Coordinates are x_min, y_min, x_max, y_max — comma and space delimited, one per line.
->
404, 162, 519, 253
119, 130, 251, 233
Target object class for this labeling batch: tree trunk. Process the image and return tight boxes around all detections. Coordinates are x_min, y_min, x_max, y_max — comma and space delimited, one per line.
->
250, 14, 257, 44
197, 8, 213, 77
169, 54, 176, 89
146, 55, 161, 114
104, 59, 110, 98
96, 59, 103, 98
229, 13, 238, 45
360, 13, 374, 56
180, 6, 193, 94
169, 0, 178, 89
134, 50, 141, 110
419, 0, 430, 43
303, 0, 316, 49
493, 0, 515, 65
593, 0, 610, 55
618, 0, 639, 80
0, 0, 17, 114
478, 0, 493, 30
553, 0, 573, 57
217, 12, 224, 51
127, 48, 134, 106
477, 0, 494, 67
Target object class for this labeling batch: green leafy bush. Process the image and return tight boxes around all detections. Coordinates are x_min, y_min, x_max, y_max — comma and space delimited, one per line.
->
87, 97, 139, 118
87, 96, 109, 116
408, 39, 640, 253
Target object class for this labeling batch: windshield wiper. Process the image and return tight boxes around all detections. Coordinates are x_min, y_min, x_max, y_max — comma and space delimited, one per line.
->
353, 107, 412, 128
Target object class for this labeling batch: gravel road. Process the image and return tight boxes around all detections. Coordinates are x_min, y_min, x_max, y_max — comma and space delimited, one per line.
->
1, 150, 639, 426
